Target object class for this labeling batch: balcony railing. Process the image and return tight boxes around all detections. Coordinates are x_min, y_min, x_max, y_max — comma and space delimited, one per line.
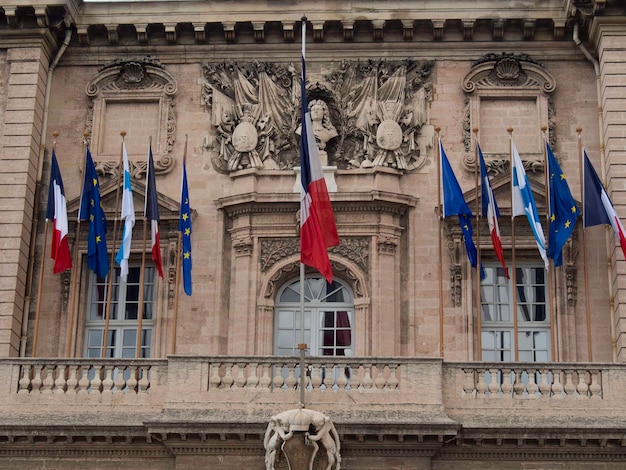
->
2, 357, 624, 428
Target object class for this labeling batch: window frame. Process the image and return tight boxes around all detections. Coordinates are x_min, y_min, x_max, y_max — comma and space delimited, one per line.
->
480, 263, 551, 362
274, 276, 355, 357
84, 265, 156, 358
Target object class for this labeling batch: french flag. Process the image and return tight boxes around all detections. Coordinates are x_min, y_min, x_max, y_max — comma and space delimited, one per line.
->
46, 149, 72, 274
583, 151, 626, 260
478, 142, 509, 278
145, 144, 164, 278
299, 18, 339, 282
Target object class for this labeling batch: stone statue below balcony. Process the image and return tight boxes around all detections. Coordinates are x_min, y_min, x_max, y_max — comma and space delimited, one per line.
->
264, 408, 341, 470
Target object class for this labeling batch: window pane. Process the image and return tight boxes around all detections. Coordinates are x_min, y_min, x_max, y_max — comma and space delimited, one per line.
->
494, 303, 510, 322
106, 330, 116, 358
519, 331, 549, 362
307, 278, 325, 301
141, 329, 152, 358
481, 286, 494, 303
280, 282, 301, 302
481, 304, 494, 322
86, 329, 103, 358
482, 330, 511, 362
278, 310, 294, 328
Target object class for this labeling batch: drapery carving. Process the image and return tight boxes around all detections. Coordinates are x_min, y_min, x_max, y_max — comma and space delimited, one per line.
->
202, 59, 434, 173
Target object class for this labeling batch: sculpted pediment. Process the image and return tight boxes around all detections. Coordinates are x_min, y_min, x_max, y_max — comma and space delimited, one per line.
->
202, 59, 436, 174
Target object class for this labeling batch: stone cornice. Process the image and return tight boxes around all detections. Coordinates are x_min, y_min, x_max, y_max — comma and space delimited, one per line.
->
1, 0, 583, 47
2, 1, 624, 50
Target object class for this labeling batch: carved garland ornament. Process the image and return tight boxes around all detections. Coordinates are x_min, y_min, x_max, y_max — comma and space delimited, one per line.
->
85, 57, 177, 179
202, 59, 435, 173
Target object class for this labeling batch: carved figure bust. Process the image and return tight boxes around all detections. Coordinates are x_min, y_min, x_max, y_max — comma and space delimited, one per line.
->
309, 99, 338, 150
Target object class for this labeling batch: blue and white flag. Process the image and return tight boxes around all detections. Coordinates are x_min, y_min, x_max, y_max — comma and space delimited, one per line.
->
115, 142, 135, 281
511, 138, 548, 268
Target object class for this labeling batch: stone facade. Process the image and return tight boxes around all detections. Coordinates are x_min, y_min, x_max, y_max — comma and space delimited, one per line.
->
1, 0, 626, 468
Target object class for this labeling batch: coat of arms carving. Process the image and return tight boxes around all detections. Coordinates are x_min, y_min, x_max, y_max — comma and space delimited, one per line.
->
202, 59, 435, 173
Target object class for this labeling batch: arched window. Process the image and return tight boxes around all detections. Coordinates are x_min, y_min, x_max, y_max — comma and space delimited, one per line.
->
275, 277, 354, 356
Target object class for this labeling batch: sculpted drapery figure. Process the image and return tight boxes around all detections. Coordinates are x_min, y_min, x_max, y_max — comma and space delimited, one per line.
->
202, 59, 433, 173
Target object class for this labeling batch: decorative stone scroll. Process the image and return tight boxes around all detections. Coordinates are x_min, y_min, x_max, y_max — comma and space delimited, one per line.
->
264, 408, 341, 470
202, 59, 434, 173
85, 57, 177, 179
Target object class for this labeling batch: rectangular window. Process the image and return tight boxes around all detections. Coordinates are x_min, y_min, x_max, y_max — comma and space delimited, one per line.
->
480, 265, 550, 362
84, 266, 155, 358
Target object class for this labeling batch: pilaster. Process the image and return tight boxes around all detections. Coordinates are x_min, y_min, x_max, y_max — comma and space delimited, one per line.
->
0, 46, 49, 357
592, 16, 626, 361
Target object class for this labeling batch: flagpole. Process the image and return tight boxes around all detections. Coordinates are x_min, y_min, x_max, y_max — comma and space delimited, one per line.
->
136, 137, 152, 358
541, 126, 557, 362
32, 132, 61, 356
473, 129, 482, 360
578, 127, 594, 361
65, 132, 89, 357
435, 127, 444, 358
509, 127, 519, 362
100, 131, 126, 358
298, 15, 308, 408
171, 135, 188, 355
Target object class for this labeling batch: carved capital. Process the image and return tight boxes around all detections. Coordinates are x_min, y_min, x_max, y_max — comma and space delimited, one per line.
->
377, 236, 398, 255
234, 238, 254, 256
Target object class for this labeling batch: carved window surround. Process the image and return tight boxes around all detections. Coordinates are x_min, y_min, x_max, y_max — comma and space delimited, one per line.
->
461, 53, 556, 174
85, 58, 177, 180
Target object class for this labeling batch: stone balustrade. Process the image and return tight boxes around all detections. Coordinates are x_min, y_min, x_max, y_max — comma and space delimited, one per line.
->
3, 357, 626, 430
207, 358, 400, 392
14, 359, 166, 395
457, 363, 604, 399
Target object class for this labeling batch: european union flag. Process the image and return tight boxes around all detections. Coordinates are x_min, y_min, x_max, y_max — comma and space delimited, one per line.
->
79, 148, 109, 278
546, 142, 579, 267
440, 139, 484, 278
179, 159, 192, 295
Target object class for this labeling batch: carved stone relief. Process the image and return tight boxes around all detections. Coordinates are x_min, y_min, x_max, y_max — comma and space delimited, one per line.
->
260, 237, 369, 301
461, 52, 556, 174
202, 59, 434, 173
260, 237, 369, 276
85, 57, 177, 179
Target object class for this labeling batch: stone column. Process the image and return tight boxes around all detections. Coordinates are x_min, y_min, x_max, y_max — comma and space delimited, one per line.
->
0, 46, 49, 357
593, 17, 626, 361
